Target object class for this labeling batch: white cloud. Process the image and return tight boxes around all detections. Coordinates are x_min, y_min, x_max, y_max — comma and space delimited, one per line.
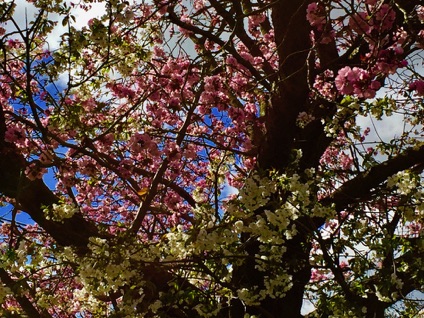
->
5, 0, 106, 50
357, 113, 406, 144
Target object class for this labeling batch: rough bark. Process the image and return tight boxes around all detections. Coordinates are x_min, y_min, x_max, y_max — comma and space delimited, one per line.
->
229, 1, 315, 317
259, 0, 311, 170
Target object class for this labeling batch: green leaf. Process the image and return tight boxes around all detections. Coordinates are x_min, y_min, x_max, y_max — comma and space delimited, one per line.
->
62, 16, 69, 27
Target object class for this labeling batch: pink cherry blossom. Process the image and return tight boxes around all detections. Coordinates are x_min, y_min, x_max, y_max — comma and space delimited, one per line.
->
335, 66, 380, 98
306, 3, 326, 31
409, 80, 424, 96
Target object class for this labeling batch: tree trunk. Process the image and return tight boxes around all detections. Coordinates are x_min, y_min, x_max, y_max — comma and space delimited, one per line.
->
229, 1, 316, 317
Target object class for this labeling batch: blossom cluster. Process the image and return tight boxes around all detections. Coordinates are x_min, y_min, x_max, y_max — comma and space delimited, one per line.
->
409, 80, 424, 97
387, 171, 419, 196
308, 1, 410, 101
44, 203, 78, 222
335, 66, 381, 99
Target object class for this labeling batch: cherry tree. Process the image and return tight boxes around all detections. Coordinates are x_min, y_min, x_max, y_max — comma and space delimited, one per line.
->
0, 0, 423, 317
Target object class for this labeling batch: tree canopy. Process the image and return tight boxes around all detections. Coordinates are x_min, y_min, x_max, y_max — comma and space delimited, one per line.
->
0, 0, 423, 317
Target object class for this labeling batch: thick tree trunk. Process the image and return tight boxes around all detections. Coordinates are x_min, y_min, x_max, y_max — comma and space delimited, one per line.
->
259, 0, 311, 169
229, 1, 316, 317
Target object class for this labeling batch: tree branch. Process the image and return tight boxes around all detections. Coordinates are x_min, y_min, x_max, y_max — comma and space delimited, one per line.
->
166, 4, 272, 91
0, 143, 104, 251
0, 268, 51, 318
321, 144, 424, 213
